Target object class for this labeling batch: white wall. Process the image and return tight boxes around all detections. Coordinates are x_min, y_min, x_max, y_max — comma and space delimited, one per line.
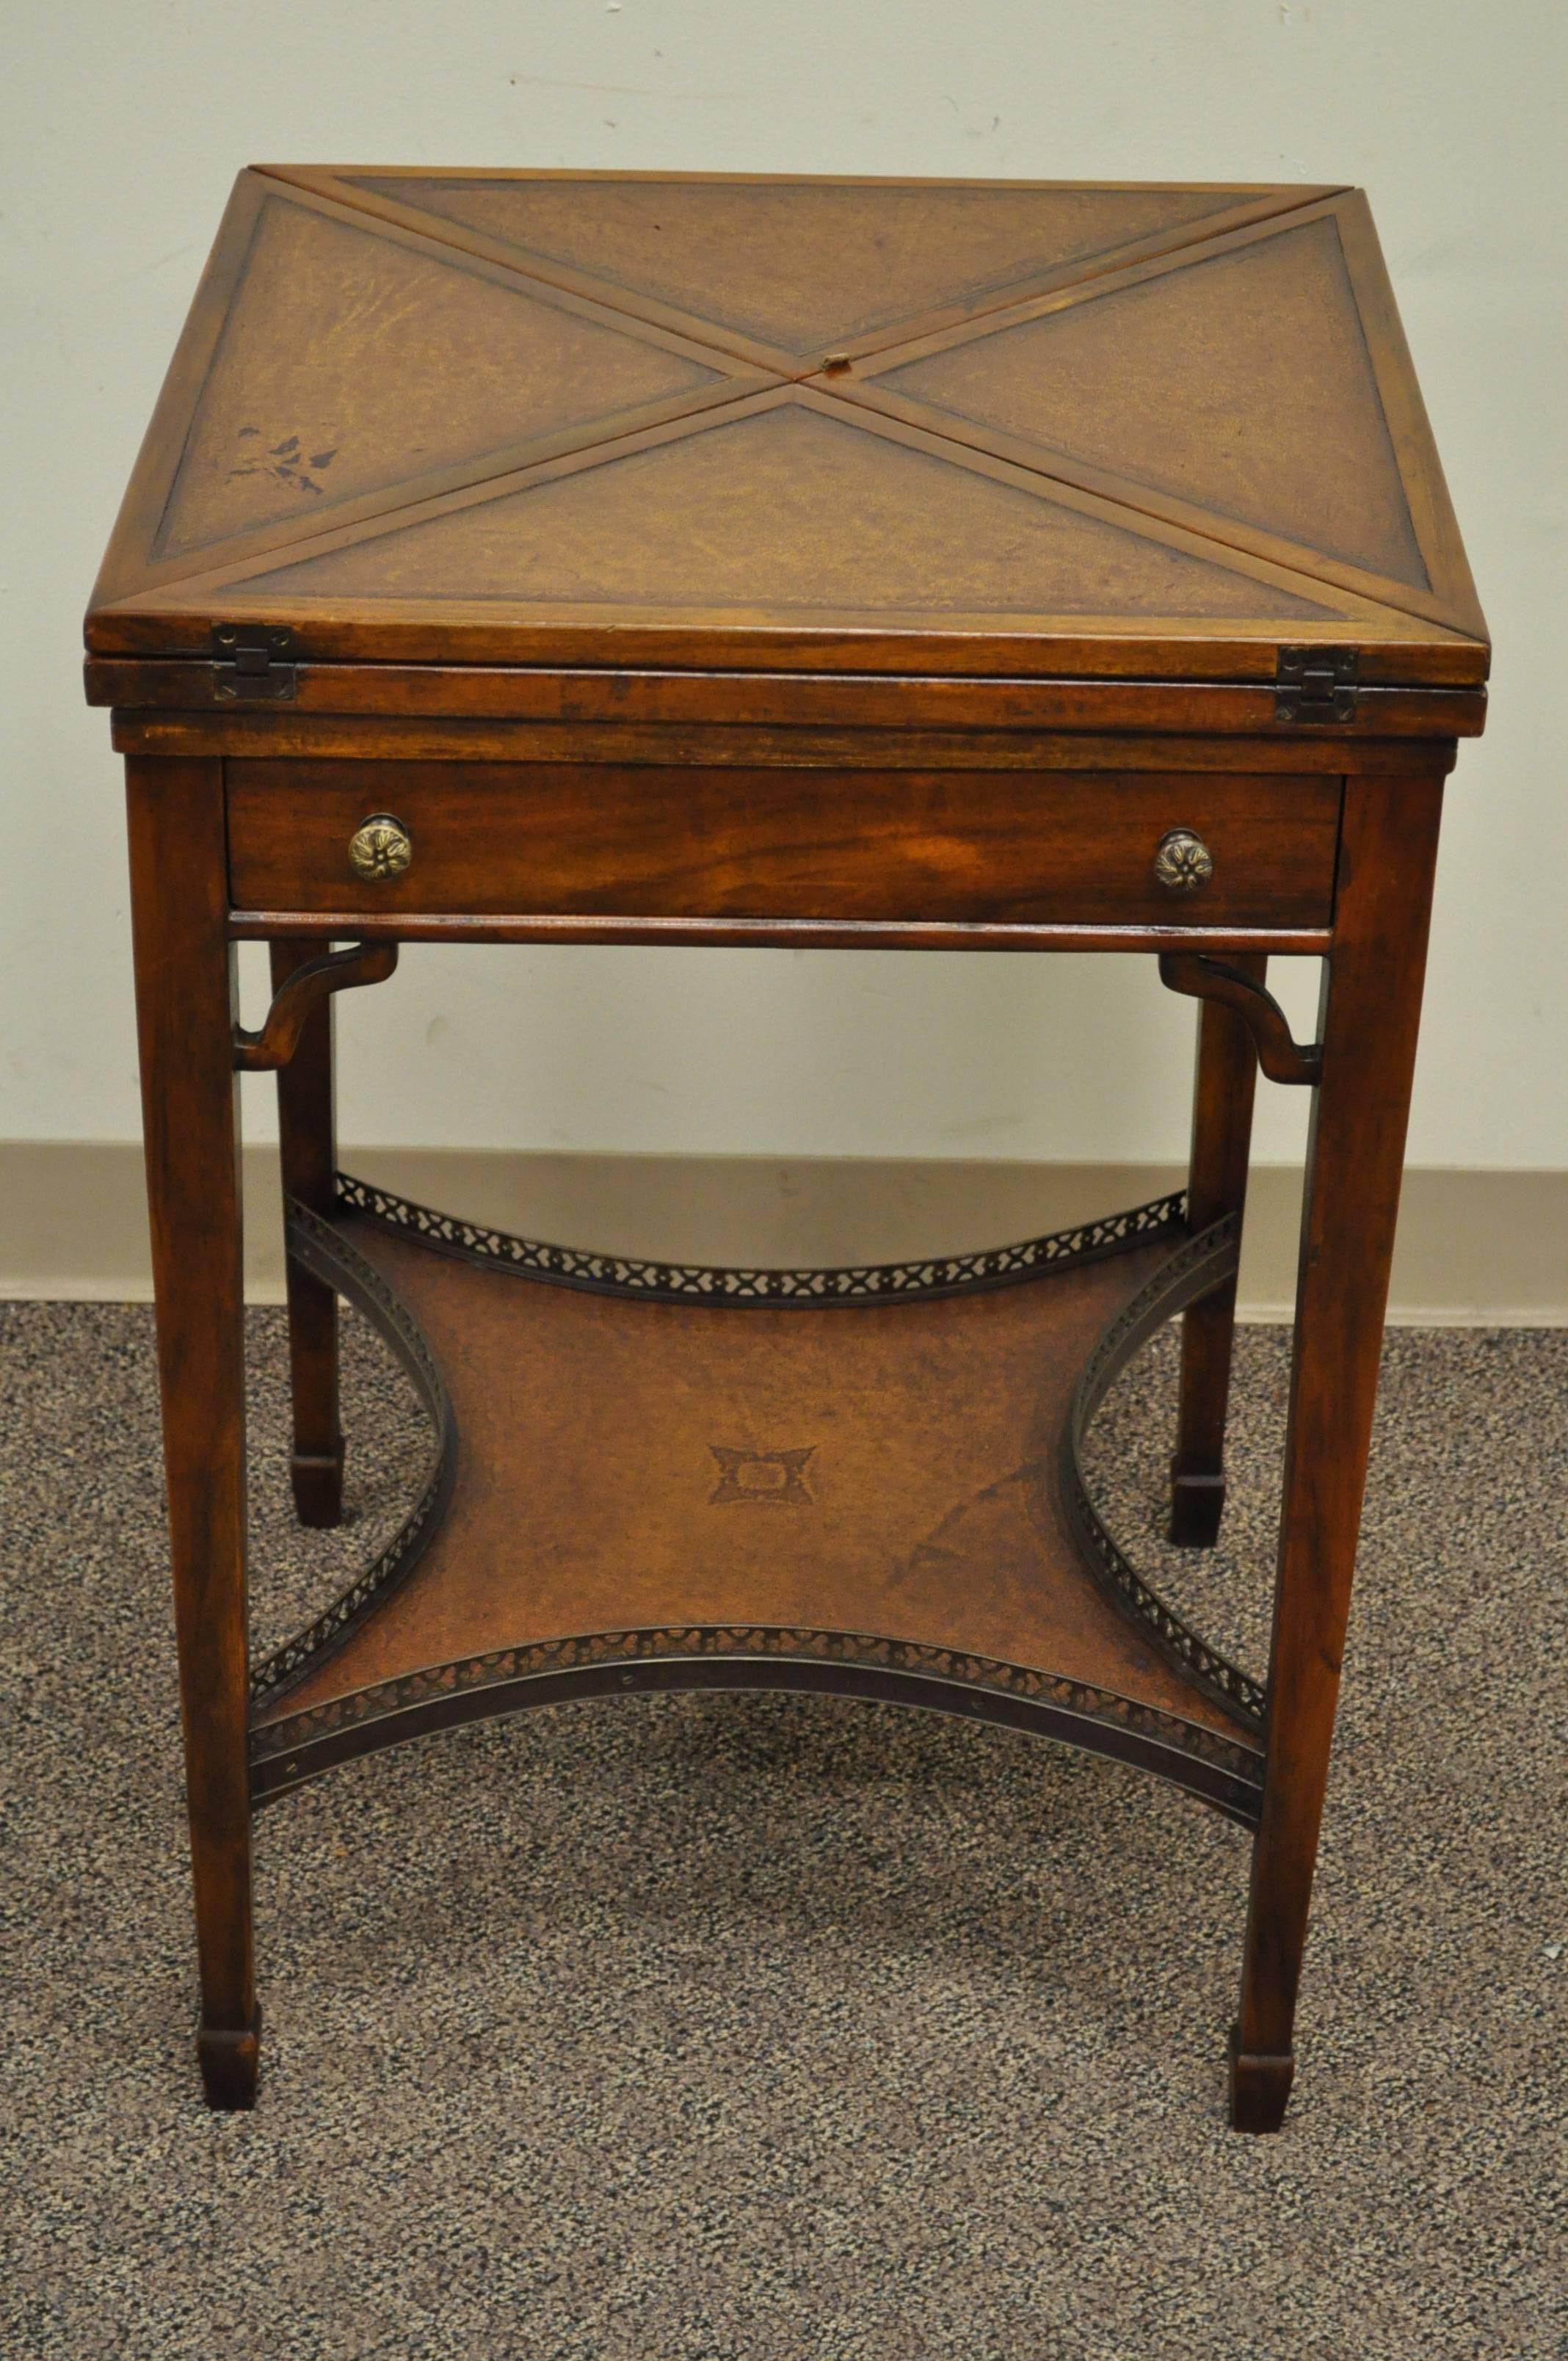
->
4, 1, 1562, 1175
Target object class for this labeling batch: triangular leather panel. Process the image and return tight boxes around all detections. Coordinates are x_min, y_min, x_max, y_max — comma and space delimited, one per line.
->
234, 402, 1337, 621
154, 192, 727, 562
876, 214, 1427, 589
336, 175, 1261, 359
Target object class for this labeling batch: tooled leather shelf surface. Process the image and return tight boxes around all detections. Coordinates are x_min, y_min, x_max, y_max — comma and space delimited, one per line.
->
248, 1182, 1263, 1823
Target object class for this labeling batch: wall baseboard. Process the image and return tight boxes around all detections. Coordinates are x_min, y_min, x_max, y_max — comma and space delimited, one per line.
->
0, 1144, 1561, 1324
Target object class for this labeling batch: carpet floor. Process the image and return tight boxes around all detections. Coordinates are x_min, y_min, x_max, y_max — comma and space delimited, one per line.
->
1, 1298, 1564, 2359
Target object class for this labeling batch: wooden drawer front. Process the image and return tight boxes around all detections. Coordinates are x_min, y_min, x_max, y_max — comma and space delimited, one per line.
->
227, 761, 1340, 926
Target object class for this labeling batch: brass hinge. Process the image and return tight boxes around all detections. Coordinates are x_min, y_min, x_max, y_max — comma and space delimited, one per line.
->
1274, 645, 1357, 725
211, 623, 297, 702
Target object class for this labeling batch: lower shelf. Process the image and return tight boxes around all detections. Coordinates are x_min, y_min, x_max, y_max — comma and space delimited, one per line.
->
249, 1178, 1267, 1826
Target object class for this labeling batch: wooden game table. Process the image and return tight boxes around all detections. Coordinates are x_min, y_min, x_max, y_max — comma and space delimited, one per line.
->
84, 168, 1488, 2128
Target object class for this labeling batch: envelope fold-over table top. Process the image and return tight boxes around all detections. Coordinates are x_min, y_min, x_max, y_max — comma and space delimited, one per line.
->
86, 169, 1487, 700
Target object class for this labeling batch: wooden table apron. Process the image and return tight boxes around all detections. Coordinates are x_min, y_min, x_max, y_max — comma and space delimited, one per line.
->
109, 701, 1453, 2134
85, 167, 1489, 2133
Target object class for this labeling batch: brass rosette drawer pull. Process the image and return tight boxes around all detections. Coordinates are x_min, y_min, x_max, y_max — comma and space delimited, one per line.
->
348, 813, 413, 882
1153, 827, 1214, 892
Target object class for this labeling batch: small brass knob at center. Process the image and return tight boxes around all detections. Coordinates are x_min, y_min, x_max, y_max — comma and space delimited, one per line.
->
1153, 827, 1214, 893
347, 813, 413, 882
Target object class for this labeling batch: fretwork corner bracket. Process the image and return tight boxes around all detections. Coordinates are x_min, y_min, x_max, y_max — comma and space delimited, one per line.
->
1159, 952, 1322, 1087
233, 940, 399, 1073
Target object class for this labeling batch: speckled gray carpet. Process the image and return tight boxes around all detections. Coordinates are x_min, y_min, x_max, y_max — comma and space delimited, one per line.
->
1, 1299, 1565, 2359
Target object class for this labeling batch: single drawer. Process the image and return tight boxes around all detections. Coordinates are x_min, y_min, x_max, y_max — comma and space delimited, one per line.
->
227, 760, 1341, 927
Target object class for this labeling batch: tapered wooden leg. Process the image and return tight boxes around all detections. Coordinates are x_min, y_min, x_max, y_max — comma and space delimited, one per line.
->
270, 938, 344, 1526
1170, 953, 1265, 1546
1231, 769, 1446, 2133
127, 755, 258, 2108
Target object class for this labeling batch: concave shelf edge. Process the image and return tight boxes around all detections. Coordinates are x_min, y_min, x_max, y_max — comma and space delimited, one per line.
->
248, 1178, 1266, 1827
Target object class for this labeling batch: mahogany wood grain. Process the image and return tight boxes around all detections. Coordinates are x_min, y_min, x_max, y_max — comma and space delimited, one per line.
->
126, 756, 257, 2107
1170, 954, 1265, 1547
236, 940, 396, 1073
269, 940, 345, 1526
106, 715, 1481, 779
92, 167, 1490, 2130
1231, 766, 1445, 2132
88, 661, 1490, 740
89, 613, 1484, 689
226, 760, 1341, 929
228, 914, 1338, 957
1158, 951, 1322, 1087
